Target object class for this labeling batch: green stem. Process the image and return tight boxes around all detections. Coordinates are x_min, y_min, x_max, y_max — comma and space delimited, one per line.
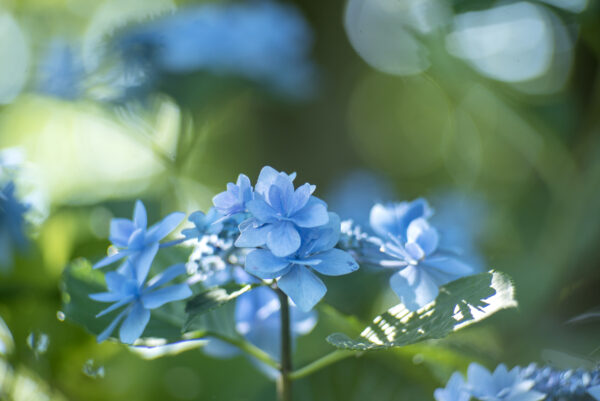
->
275, 288, 292, 401
289, 350, 355, 381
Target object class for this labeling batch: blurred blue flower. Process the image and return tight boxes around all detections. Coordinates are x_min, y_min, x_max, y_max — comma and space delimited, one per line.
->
112, 2, 316, 97
90, 262, 191, 344
521, 363, 600, 400
467, 363, 545, 401
245, 213, 358, 311
590, 386, 600, 400
94, 200, 185, 272
204, 285, 316, 375
369, 200, 475, 311
212, 174, 253, 217
236, 166, 329, 257
434, 372, 470, 401
182, 208, 224, 240
0, 181, 28, 270
36, 39, 84, 100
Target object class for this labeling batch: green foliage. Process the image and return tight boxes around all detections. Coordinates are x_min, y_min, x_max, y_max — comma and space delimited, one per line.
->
327, 271, 516, 350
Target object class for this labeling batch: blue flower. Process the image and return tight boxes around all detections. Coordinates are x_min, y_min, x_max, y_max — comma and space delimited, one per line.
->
90, 262, 192, 344
590, 386, 600, 400
112, 2, 316, 97
181, 208, 224, 240
203, 285, 316, 372
212, 174, 253, 217
245, 213, 358, 311
94, 200, 185, 273
236, 166, 329, 257
36, 39, 84, 100
434, 372, 470, 401
521, 363, 600, 400
369, 200, 474, 311
0, 181, 28, 270
467, 363, 545, 401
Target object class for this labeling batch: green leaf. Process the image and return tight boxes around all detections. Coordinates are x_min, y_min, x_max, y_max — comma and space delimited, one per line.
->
327, 271, 517, 351
61, 258, 186, 344
183, 283, 259, 333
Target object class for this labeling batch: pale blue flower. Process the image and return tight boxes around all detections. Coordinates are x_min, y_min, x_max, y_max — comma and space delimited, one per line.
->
521, 363, 600, 400
182, 208, 224, 240
245, 213, 358, 311
467, 363, 545, 401
434, 372, 470, 401
90, 262, 192, 344
236, 166, 329, 257
36, 39, 84, 100
94, 200, 185, 272
112, 2, 316, 96
0, 181, 28, 270
212, 174, 253, 217
370, 200, 474, 311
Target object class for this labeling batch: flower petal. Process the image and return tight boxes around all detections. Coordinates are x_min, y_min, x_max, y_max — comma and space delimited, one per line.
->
246, 199, 278, 223
93, 251, 128, 269
289, 183, 315, 215
145, 212, 185, 243
423, 256, 474, 282
588, 386, 600, 401
96, 296, 135, 317
406, 218, 439, 255
109, 218, 135, 247
467, 363, 495, 398
389, 266, 439, 311
290, 197, 329, 228
267, 221, 301, 257
142, 283, 192, 309
277, 265, 326, 312
310, 249, 358, 276
119, 302, 151, 344
89, 292, 123, 302
508, 392, 546, 401
133, 200, 147, 230
147, 263, 187, 289
97, 309, 128, 343
131, 243, 159, 285
245, 249, 290, 279
235, 224, 269, 248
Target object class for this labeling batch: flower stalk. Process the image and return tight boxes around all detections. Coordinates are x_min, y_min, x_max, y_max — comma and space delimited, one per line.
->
276, 287, 293, 401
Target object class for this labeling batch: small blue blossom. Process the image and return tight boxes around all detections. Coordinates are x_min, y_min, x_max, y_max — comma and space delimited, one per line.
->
182, 208, 224, 240
236, 166, 329, 257
94, 200, 185, 273
521, 363, 600, 400
212, 174, 253, 217
245, 213, 358, 311
369, 200, 474, 311
0, 181, 29, 270
467, 363, 545, 401
434, 372, 470, 401
90, 262, 192, 344
36, 39, 84, 100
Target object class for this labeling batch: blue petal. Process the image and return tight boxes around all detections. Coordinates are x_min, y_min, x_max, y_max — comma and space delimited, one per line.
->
289, 183, 315, 215
267, 221, 301, 257
299, 212, 340, 254
290, 197, 329, 228
245, 249, 290, 279
390, 266, 439, 311
255, 166, 295, 196
213, 190, 240, 215
127, 228, 146, 250
93, 251, 128, 269
96, 296, 135, 317
277, 265, 326, 312
310, 249, 358, 276
109, 218, 135, 247
508, 392, 546, 401
146, 263, 187, 289
370, 199, 432, 240
133, 200, 148, 230
97, 309, 128, 343
131, 243, 159, 285
588, 386, 600, 401
145, 212, 185, 243
89, 292, 123, 302
269, 174, 295, 212
142, 283, 192, 309
235, 223, 269, 248
423, 257, 474, 283
467, 363, 495, 398
406, 218, 439, 256
119, 302, 151, 344
104, 271, 132, 293
246, 199, 278, 223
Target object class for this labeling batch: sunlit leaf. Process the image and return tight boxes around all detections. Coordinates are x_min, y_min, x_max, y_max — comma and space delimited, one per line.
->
327, 271, 516, 350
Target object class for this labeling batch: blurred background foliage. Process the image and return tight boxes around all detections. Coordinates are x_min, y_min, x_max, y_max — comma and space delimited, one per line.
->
0, 0, 600, 399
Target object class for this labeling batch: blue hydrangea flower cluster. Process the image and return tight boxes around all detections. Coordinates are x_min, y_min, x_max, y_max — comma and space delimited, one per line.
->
436, 362, 600, 401
365, 199, 476, 311
92, 200, 191, 344
212, 166, 359, 312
